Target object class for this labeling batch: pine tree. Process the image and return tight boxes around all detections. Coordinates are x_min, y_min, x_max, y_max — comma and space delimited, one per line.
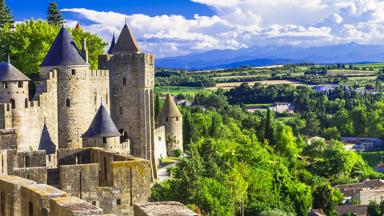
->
154, 94, 161, 120
47, 2, 63, 25
0, 0, 14, 28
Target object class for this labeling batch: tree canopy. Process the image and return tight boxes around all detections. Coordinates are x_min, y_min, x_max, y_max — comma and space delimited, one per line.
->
0, 0, 13, 28
0, 20, 107, 75
47, 2, 63, 25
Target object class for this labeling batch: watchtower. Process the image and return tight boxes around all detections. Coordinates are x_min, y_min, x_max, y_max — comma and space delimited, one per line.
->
40, 26, 92, 149
99, 24, 156, 175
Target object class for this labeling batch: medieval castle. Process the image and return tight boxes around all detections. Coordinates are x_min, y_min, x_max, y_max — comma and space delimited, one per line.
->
0, 24, 190, 216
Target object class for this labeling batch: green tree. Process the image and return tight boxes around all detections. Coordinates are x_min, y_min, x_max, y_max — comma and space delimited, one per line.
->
71, 27, 107, 69
154, 94, 161, 120
264, 109, 274, 144
312, 182, 343, 215
47, 2, 63, 25
368, 201, 381, 216
0, 20, 107, 74
0, 0, 13, 28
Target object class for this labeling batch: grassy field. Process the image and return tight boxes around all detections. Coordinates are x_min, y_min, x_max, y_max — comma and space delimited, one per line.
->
360, 151, 384, 168
155, 86, 209, 95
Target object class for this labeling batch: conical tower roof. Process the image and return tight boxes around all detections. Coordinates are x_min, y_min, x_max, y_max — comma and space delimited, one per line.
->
82, 104, 121, 138
0, 61, 30, 81
159, 94, 182, 119
112, 24, 140, 53
38, 123, 56, 155
107, 34, 116, 54
41, 26, 88, 67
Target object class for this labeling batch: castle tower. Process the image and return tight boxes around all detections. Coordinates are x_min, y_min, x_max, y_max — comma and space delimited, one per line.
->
0, 60, 30, 110
99, 24, 156, 176
158, 94, 183, 156
40, 26, 92, 149
82, 104, 129, 153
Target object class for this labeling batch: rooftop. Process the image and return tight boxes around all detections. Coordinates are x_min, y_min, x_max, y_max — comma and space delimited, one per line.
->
0, 62, 30, 82
82, 104, 121, 138
158, 94, 182, 119
41, 26, 88, 67
111, 24, 140, 53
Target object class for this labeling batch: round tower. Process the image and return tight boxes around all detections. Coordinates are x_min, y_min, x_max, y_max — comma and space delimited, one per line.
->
40, 26, 91, 149
158, 94, 183, 156
0, 61, 30, 111
82, 104, 124, 153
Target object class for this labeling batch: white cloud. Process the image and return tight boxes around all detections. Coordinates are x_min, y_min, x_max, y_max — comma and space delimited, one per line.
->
62, 0, 384, 57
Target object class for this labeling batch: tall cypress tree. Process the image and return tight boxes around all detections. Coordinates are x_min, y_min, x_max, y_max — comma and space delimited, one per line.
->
47, 2, 64, 25
0, 0, 14, 28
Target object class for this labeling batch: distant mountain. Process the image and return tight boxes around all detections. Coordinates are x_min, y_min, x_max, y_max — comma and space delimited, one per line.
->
156, 43, 384, 69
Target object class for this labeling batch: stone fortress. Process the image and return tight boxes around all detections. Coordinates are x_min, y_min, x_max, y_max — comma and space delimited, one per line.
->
0, 23, 190, 216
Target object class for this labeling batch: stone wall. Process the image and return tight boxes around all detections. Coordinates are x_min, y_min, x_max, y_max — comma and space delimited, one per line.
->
158, 115, 183, 157
134, 202, 197, 216
0, 129, 16, 150
99, 54, 156, 178
20, 183, 67, 216
59, 163, 99, 204
154, 126, 166, 166
0, 175, 109, 216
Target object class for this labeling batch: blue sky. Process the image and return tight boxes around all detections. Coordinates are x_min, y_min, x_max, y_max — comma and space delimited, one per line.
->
7, 0, 384, 58
9, 0, 214, 20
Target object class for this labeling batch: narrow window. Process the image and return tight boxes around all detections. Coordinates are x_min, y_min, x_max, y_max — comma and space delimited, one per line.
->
102, 137, 107, 144
1, 191, 5, 216
119, 107, 123, 115
166, 118, 168, 122
94, 92, 97, 105
18, 81, 23, 88
66, 98, 71, 107
123, 78, 127, 86
105, 92, 108, 104
71, 69, 76, 75
3, 82, 7, 89
176, 117, 179, 121
25, 98, 28, 108
92, 201, 96, 206
116, 199, 121, 205
25, 156, 30, 167
10, 99, 15, 109
29, 202, 33, 216
104, 158, 108, 182
42, 208, 48, 216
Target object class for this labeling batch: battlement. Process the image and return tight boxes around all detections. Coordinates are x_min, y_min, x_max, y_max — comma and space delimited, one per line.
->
90, 69, 109, 78
99, 53, 154, 67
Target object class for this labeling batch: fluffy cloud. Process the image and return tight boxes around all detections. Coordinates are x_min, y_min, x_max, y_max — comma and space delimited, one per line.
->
62, 0, 384, 58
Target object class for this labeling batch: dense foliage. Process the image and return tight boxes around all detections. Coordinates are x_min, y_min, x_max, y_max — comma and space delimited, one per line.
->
156, 69, 217, 87
0, 20, 107, 75
226, 83, 384, 139
152, 90, 381, 215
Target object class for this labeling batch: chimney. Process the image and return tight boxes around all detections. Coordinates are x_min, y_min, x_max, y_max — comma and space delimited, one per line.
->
81, 38, 88, 63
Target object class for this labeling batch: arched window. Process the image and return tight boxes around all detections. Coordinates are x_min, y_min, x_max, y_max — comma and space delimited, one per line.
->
25, 98, 28, 108
123, 78, 127, 86
10, 99, 15, 109
66, 98, 71, 107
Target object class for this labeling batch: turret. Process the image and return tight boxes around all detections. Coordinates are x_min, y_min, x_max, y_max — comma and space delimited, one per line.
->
0, 60, 30, 111
80, 38, 88, 63
157, 94, 183, 156
40, 26, 92, 149
107, 34, 116, 54
82, 104, 129, 154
